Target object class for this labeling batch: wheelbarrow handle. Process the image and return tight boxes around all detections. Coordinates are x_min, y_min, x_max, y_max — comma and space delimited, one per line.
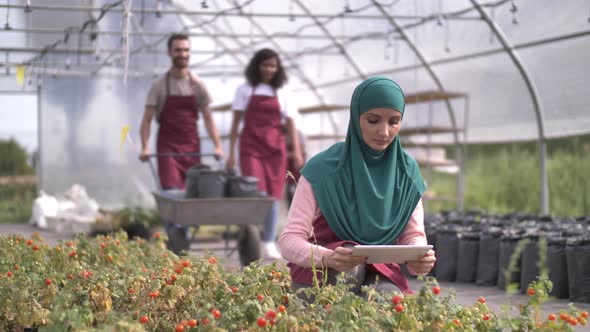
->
144, 152, 219, 159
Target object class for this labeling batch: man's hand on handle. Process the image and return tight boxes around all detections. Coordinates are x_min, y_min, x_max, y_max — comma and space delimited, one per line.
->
139, 147, 150, 162
214, 146, 225, 161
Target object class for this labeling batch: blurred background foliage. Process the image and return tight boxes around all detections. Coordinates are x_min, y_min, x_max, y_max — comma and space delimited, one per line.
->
427, 134, 590, 216
1, 135, 589, 224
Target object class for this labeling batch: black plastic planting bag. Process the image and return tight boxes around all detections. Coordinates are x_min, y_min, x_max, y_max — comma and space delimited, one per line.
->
520, 233, 541, 293
566, 237, 590, 302
476, 227, 503, 286
547, 237, 569, 299
424, 223, 438, 277
434, 224, 461, 282
497, 232, 524, 290
456, 231, 480, 283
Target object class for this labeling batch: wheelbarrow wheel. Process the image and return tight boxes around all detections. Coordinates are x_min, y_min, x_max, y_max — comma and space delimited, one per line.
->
166, 226, 190, 255
238, 225, 261, 266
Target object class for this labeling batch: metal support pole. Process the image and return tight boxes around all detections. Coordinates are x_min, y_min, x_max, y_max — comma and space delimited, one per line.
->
470, 0, 549, 214
36, 84, 42, 195
458, 96, 470, 211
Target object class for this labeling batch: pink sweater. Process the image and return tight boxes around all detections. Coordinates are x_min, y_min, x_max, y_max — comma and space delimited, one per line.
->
278, 176, 427, 270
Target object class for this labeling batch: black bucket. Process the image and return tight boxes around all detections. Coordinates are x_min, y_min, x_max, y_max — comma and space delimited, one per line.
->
185, 164, 211, 198
476, 226, 503, 286
197, 169, 227, 198
226, 175, 259, 198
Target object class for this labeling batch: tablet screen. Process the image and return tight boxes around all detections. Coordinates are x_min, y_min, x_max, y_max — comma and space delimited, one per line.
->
351, 245, 432, 264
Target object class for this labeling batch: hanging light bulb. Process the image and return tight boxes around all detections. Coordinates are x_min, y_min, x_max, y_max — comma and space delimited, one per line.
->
288, 0, 295, 21
94, 46, 101, 61
436, 0, 443, 26
510, 0, 519, 25
24, 0, 32, 13
155, 0, 162, 18
344, 0, 352, 13
201, 0, 209, 9
4, 1, 12, 30
444, 20, 451, 53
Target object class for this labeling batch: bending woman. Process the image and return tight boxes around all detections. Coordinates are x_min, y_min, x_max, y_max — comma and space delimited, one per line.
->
278, 77, 435, 296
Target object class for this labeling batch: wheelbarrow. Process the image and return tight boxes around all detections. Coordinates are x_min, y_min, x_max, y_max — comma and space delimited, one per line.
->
145, 152, 273, 266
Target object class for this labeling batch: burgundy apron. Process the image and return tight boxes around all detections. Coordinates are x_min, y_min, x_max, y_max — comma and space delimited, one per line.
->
288, 213, 412, 294
239, 89, 287, 200
156, 73, 201, 189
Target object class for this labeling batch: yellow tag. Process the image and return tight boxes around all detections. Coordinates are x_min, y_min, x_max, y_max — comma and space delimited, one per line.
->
120, 125, 130, 152
16, 66, 26, 85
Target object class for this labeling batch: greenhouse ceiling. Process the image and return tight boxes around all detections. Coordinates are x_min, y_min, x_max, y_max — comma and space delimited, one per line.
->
1, 0, 588, 141
1, 0, 589, 212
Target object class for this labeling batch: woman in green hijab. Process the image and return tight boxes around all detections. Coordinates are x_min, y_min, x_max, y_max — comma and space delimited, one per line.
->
278, 76, 436, 296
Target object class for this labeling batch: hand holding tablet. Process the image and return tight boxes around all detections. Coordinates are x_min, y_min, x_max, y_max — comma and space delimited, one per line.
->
351, 245, 433, 264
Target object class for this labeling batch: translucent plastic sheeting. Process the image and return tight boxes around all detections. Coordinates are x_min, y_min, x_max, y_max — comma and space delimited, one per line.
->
519, 37, 590, 139
40, 77, 151, 208
39, 75, 236, 208
3, 0, 589, 208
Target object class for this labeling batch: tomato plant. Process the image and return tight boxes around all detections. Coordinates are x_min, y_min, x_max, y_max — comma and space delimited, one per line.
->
392, 294, 403, 305
0, 231, 586, 332
432, 286, 441, 295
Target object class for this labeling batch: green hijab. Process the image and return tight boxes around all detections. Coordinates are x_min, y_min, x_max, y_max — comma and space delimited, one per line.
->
300, 76, 426, 245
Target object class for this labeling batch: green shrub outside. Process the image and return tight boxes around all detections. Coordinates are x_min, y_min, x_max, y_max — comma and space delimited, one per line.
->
424, 134, 590, 216
0, 139, 36, 223
0, 138, 34, 176
0, 183, 36, 224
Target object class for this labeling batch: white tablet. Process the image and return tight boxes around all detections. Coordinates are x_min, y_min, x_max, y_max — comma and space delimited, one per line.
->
351, 245, 433, 264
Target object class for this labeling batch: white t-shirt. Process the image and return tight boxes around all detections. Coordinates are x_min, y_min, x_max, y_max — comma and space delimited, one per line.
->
231, 82, 298, 120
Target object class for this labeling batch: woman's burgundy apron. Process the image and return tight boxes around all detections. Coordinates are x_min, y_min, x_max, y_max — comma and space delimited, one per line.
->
156, 73, 201, 189
288, 213, 412, 294
239, 89, 287, 200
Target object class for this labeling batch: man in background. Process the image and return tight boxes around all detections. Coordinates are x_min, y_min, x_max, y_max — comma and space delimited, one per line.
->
139, 33, 223, 253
